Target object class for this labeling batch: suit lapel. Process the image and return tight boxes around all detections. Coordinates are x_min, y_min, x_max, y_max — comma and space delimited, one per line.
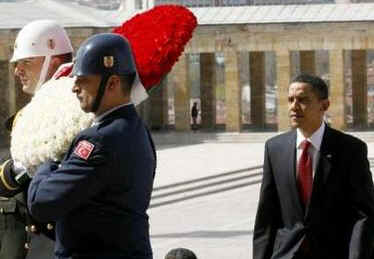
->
286, 130, 305, 219
305, 125, 334, 218
315, 126, 334, 185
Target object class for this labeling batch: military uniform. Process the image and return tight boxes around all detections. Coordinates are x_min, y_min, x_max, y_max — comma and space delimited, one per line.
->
0, 113, 55, 259
0, 64, 75, 259
0, 194, 27, 259
28, 104, 156, 259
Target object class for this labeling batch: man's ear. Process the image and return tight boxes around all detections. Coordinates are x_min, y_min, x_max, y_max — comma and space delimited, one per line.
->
107, 75, 120, 91
321, 99, 330, 111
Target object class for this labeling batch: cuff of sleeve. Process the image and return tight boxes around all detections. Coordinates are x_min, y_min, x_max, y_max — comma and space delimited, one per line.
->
0, 160, 19, 191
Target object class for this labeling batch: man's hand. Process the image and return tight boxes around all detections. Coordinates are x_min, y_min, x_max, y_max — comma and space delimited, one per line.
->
0, 159, 30, 197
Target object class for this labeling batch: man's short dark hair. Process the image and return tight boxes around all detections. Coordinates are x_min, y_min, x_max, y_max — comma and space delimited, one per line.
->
165, 248, 197, 259
291, 73, 328, 100
54, 52, 73, 64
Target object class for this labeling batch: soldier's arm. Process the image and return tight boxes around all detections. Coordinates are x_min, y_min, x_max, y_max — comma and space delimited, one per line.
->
28, 137, 109, 222
0, 159, 30, 197
0, 110, 29, 197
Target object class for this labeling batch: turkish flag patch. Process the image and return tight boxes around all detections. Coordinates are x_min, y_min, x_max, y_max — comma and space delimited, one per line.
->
73, 140, 95, 160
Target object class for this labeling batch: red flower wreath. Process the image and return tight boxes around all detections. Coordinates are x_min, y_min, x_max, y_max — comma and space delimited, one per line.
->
112, 5, 197, 90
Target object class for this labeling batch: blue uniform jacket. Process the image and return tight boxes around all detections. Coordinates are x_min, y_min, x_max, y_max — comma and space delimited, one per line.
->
28, 104, 156, 259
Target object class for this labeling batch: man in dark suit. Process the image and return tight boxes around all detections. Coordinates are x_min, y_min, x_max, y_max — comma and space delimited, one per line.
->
253, 74, 374, 259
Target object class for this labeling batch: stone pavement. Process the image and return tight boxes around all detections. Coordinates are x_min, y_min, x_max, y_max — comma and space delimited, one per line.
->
150, 142, 263, 259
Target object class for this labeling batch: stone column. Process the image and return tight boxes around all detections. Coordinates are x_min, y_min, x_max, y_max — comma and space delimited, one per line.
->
200, 53, 216, 130
149, 77, 168, 130
146, 0, 155, 8
0, 40, 12, 145
276, 49, 292, 132
300, 50, 316, 75
329, 49, 346, 130
136, 98, 151, 126
173, 54, 191, 131
351, 50, 367, 129
249, 51, 266, 128
224, 50, 241, 132
0, 60, 10, 145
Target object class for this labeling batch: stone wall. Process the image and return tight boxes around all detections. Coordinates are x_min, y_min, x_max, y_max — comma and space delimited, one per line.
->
1, 21, 374, 135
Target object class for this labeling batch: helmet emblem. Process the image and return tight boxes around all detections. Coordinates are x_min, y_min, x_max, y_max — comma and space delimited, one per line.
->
103, 56, 114, 68
47, 39, 55, 50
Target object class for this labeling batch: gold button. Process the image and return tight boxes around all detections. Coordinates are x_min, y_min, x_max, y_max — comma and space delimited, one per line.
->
30, 225, 37, 233
25, 226, 30, 232
24, 243, 31, 249
47, 223, 53, 230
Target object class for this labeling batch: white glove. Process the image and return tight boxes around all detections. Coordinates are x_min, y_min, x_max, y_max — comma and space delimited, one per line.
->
12, 160, 28, 176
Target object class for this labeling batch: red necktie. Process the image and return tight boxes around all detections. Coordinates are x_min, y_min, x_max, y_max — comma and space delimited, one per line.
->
298, 140, 313, 206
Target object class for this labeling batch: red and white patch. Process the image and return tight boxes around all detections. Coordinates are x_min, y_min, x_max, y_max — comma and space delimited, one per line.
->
73, 140, 95, 160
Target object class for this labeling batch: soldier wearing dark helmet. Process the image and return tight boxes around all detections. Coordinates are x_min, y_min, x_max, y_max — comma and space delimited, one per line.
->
26, 33, 156, 259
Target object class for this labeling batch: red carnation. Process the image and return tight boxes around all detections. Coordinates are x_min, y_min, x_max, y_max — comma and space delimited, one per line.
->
112, 5, 197, 90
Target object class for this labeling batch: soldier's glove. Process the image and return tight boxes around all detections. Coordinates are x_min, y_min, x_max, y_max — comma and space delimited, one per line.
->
12, 160, 31, 187
0, 159, 30, 197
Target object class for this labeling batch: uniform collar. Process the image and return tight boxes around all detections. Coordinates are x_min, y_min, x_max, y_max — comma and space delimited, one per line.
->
92, 102, 133, 126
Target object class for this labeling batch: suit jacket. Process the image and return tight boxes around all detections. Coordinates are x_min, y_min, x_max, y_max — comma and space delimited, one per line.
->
253, 125, 374, 259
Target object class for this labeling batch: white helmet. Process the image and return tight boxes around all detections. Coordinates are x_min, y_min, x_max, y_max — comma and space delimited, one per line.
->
11, 20, 73, 90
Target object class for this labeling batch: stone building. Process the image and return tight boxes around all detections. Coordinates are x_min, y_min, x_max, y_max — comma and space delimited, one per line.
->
1, 0, 374, 145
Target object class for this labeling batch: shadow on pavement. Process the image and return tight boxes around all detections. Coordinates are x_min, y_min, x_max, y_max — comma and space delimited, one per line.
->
151, 230, 253, 239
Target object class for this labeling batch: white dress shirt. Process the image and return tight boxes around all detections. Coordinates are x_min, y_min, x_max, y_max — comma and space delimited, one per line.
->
296, 122, 326, 179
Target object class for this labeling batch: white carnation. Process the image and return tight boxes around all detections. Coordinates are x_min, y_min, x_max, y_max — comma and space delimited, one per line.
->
10, 77, 94, 176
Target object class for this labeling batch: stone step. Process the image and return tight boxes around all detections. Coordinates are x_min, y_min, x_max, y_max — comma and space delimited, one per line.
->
150, 166, 263, 208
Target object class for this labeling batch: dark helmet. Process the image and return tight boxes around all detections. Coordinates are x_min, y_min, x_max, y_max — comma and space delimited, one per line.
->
72, 33, 137, 113
165, 248, 197, 259
72, 33, 136, 77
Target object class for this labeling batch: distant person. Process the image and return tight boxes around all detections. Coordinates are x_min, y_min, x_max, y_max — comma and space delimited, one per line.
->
165, 248, 197, 259
253, 74, 374, 259
191, 102, 199, 131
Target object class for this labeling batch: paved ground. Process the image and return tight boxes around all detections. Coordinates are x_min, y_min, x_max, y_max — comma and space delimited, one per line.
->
150, 142, 264, 259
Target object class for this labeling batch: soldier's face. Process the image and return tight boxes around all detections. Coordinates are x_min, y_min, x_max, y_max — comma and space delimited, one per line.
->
14, 56, 45, 95
72, 75, 101, 113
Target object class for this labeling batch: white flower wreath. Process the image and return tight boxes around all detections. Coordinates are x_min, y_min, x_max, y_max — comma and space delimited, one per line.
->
10, 77, 94, 176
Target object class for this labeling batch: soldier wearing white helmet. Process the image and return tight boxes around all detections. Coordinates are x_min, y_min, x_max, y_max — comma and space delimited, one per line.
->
0, 19, 73, 259
12, 19, 73, 95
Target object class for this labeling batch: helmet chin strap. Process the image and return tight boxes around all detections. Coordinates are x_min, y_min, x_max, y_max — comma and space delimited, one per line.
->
35, 55, 51, 92
91, 73, 110, 113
